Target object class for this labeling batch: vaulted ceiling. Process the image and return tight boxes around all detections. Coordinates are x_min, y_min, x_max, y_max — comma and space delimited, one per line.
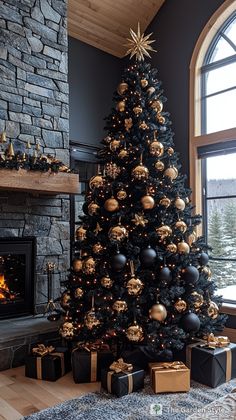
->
68, 0, 165, 58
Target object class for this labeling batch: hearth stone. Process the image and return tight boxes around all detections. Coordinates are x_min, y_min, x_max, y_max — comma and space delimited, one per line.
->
0, 316, 60, 371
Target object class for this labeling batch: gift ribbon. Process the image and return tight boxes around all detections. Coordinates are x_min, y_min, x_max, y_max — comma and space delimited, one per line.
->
76, 340, 110, 352
109, 358, 133, 374
33, 344, 65, 379
153, 361, 186, 371
32, 344, 55, 356
90, 351, 97, 382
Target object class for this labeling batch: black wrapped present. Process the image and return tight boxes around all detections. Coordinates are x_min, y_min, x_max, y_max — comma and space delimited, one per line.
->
25, 344, 71, 381
72, 344, 114, 383
101, 358, 145, 397
186, 342, 236, 387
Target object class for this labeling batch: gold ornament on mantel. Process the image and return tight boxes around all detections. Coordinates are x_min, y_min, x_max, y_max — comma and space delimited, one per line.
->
0, 132, 7, 143
125, 22, 156, 61
7, 141, 15, 157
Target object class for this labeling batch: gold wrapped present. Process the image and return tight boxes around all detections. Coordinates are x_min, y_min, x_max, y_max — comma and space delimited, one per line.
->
149, 361, 190, 393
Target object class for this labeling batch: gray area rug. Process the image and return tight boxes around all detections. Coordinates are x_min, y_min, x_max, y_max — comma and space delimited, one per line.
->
24, 379, 236, 420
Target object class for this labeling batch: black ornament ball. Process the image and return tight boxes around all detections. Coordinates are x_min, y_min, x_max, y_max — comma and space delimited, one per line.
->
198, 252, 209, 266
181, 312, 200, 333
182, 265, 199, 284
159, 266, 172, 282
110, 252, 127, 272
140, 246, 157, 267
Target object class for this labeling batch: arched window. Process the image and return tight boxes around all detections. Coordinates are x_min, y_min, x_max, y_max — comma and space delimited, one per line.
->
190, 0, 236, 303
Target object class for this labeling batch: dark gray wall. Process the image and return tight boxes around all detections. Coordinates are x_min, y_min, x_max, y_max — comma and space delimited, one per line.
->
148, 0, 225, 178
68, 37, 123, 147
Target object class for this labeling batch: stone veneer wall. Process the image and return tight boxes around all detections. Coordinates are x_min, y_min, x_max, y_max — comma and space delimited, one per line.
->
0, 0, 70, 313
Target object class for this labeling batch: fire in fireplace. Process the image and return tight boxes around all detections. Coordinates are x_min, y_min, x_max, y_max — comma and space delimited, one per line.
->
0, 237, 35, 319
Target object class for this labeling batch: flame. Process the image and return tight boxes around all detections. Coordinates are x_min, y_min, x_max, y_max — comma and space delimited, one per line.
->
0, 273, 14, 300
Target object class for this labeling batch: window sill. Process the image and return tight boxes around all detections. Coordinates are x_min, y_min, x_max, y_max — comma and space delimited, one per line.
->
221, 303, 236, 316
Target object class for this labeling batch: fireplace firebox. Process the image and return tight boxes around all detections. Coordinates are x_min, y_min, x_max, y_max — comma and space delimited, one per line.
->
0, 237, 35, 319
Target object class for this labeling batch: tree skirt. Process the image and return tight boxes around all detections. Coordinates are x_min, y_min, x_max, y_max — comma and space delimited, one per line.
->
24, 379, 236, 420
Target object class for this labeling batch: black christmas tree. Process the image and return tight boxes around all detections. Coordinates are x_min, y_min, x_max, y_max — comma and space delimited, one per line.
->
59, 24, 226, 357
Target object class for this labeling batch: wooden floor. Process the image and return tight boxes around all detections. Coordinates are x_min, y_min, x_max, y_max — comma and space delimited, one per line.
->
0, 366, 100, 420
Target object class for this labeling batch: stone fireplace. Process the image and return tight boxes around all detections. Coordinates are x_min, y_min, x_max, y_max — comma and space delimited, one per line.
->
0, 0, 70, 315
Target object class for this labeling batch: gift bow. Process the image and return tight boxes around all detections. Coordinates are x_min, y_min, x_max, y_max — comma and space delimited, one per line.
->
76, 340, 110, 352
156, 361, 186, 370
206, 333, 230, 348
109, 358, 133, 373
32, 344, 55, 356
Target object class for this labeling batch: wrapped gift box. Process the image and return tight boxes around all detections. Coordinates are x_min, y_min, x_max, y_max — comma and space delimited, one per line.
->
72, 348, 114, 383
25, 345, 71, 381
187, 343, 236, 388
149, 361, 190, 393
101, 367, 145, 397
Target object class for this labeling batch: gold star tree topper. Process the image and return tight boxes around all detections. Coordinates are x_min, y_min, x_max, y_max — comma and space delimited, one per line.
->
125, 22, 156, 61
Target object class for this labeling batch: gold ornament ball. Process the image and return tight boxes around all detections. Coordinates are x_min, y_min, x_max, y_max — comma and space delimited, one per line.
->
108, 225, 128, 241
187, 232, 197, 246
141, 195, 155, 210
174, 299, 187, 313
147, 87, 155, 96
59, 322, 74, 339
82, 257, 96, 275
116, 100, 125, 112
149, 304, 167, 322
140, 79, 148, 88
155, 160, 165, 171
177, 241, 190, 254
158, 115, 166, 124
132, 164, 149, 180
159, 197, 171, 207
118, 149, 128, 158
110, 139, 120, 151
89, 175, 104, 190
149, 140, 164, 157
151, 100, 163, 113
117, 82, 128, 95
168, 147, 174, 155
74, 287, 84, 299
104, 198, 119, 212
126, 323, 144, 342
88, 202, 100, 216
101, 276, 113, 288
73, 258, 82, 272
191, 292, 204, 309
175, 197, 186, 211
175, 220, 187, 233
167, 243, 177, 253
92, 243, 103, 254
126, 277, 144, 296
133, 105, 142, 115
117, 189, 127, 200
76, 226, 87, 241
164, 166, 178, 181
60, 291, 71, 309
113, 300, 128, 312
207, 301, 219, 319
202, 266, 212, 278
84, 309, 101, 330
156, 225, 172, 240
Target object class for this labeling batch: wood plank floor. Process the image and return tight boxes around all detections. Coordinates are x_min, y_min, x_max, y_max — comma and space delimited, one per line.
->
0, 366, 100, 420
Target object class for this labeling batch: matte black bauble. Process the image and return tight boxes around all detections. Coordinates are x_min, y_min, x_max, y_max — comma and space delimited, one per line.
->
110, 252, 127, 272
181, 312, 200, 333
140, 246, 157, 267
198, 252, 209, 266
182, 265, 199, 284
159, 266, 172, 282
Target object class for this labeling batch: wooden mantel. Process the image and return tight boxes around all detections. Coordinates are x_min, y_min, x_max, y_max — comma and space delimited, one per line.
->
0, 169, 80, 195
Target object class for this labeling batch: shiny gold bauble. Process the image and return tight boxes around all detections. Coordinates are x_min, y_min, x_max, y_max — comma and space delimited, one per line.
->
156, 225, 172, 240
116, 100, 125, 112
74, 287, 84, 299
59, 322, 74, 338
207, 301, 219, 319
159, 197, 171, 208
149, 304, 167, 322
147, 86, 155, 96
174, 299, 187, 313
141, 195, 155, 210
149, 140, 164, 157
177, 241, 190, 254
117, 82, 128, 95
60, 291, 71, 309
140, 79, 148, 88
155, 160, 165, 171
88, 202, 100, 216
133, 105, 142, 115
89, 175, 104, 190
132, 164, 149, 180
82, 257, 96, 275
72, 258, 82, 272
92, 243, 103, 254
167, 147, 174, 155
202, 266, 212, 278
150, 100, 163, 112
166, 243, 177, 253
158, 115, 166, 124
191, 292, 204, 309
187, 232, 197, 246
112, 299, 128, 312
126, 323, 144, 342
101, 276, 113, 288
104, 198, 119, 212
175, 220, 187, 233
84, 309, 101, 330
118, 149, 128, 158
175, 197, 186, 211
76, 226, 87, 241
164, 166, 178, 181
126, 277, 144, 296
110, 139, 120, 151
108, 225, 128, 241
117, 189, 127, 200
